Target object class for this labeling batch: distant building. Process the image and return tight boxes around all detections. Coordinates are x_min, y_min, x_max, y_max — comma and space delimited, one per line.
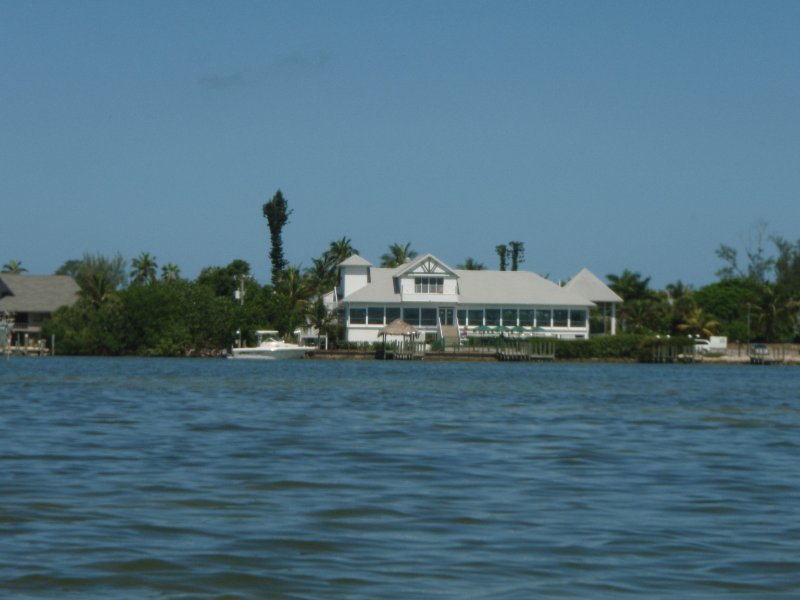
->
0, 274, 80, 344
334, 253, 621, 343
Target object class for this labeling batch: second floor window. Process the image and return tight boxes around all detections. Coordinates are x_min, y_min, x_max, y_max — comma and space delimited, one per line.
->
414, 277, 444, 294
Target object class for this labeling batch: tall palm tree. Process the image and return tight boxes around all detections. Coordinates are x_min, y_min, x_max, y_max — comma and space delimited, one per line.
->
324, 237, 358, 266
509, 241, 525, 271
305, 257, 335, 296
457, 257, 485, 270
2, 259, 27, 274
606, 269, 654, 301
130, 252, 158, 285
495, 245, 508, 271
380, 243, 417, 268
678, 307, 720, 338
75, 253, 127, 309
161, 263, 181, 283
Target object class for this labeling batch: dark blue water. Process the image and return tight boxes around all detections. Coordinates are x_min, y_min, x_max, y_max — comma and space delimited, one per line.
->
1, 358, 799, 598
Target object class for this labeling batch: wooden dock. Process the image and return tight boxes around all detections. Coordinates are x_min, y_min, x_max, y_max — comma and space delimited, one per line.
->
496, 340, 555, 362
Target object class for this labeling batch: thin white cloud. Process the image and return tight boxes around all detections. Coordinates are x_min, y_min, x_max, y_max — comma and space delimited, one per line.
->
196, 73, 246, 90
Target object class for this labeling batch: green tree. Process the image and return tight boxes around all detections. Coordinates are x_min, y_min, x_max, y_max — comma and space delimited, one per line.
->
324, 236, 358, 266
495, 244, 508, 271
509, 241, 525, 271
263, 189, 292, 284
71, 253, 128, 309
606, 269, 655, 302
161, 263, 181, 283
380, 243, 417, 268
268, 265, 310, 336
457, 257, 485, 270
2, 259, 27, 274
677, 307, 720, 337
130, 252, 158, 285
715, 220, 775, 282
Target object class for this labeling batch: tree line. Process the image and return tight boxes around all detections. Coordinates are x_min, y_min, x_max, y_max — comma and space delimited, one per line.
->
8, 198, 799, 354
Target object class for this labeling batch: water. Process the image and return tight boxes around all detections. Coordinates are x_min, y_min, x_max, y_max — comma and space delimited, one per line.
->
1, 358, 799, 599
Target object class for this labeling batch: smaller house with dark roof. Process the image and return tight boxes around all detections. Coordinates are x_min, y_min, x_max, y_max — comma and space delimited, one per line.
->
0, 274, 80, 344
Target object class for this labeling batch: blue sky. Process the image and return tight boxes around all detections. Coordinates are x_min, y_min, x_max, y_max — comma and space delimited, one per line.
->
2, 0, 799, 288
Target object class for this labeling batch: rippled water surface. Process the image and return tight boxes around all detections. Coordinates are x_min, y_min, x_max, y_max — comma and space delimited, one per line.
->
1, 358, 799, 598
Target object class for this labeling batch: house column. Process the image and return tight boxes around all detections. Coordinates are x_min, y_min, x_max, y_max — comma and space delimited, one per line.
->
611, 303, 617, 336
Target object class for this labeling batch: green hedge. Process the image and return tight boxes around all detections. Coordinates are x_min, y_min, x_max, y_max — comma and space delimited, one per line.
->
552, 334, 694, 361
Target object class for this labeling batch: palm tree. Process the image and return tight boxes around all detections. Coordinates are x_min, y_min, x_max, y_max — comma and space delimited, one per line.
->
2, 259, 27, 274
495, 244, 508, 271
509, 241, 525, 271
324, 237, 358, 266
74, 253, 127, 309
161, 263, 181, 283
457, 257, 485, 270
130, 252, 158, 285
606, 269, 655, 301
305, 257, 335, 296
678, 307, 720, 338
380, 243, 417, 268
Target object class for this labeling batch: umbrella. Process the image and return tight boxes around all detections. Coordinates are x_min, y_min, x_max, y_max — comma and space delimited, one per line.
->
493, 325, 510, 333
474, 325, 492, 334
511, 325, 528, 334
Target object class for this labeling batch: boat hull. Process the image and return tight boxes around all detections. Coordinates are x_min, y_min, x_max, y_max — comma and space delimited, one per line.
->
228, 347, 314, 360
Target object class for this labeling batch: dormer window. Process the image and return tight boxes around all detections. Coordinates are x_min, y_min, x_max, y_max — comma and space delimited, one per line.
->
415, 277, 444, 294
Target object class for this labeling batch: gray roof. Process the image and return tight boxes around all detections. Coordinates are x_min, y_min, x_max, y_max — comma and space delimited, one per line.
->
338, 254, 372, 267
0, 274, 80, 313
563, 268, 623, 303
342, 266, 594, 307
456, 270, 594, 306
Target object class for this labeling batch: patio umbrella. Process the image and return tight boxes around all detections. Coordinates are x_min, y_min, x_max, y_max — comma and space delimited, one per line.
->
493, 325, 510, 333
511, 325, 528, 335
474, 325, 492, 334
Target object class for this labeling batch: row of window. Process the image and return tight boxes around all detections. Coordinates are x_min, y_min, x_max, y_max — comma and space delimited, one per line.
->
348, 306, 587, 328
414, 277, 444, 294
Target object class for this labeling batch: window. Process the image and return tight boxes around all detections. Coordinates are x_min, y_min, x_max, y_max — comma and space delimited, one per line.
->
485, 309, 500, 326
535, 309, 551, 327
468, 309, 484, 326
519, 309, 535, 326
414, 277, 444, 294
403, 308, 420, 326
570, 310, 586, 327
502, 308, 518, 326
350, 308, 366, 325
386, 307, 401, 323
367, 307, 384, 325
553, 309, 569, 327
420, 308, 437, 326
457, 309, 467, 325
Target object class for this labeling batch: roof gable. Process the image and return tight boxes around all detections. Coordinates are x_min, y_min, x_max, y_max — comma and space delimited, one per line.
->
393, 254, 457, 278
338, 254, 372, 267
563, 268, 623, 303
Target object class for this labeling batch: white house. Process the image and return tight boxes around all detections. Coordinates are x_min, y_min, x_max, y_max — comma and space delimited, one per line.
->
335, 254, 621, 343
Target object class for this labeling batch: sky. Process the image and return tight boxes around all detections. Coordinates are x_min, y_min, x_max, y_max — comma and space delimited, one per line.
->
2, 0, 799, 288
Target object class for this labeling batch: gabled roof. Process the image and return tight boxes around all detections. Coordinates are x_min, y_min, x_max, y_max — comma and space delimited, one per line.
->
341, 265, 594, 307
338, 254, 372, 267
392, 254, 458, 278
563, 268, 622, 303
0, 274, 80, 313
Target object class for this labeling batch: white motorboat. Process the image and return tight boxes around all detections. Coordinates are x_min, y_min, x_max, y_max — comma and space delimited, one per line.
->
229, 330, 315, 360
